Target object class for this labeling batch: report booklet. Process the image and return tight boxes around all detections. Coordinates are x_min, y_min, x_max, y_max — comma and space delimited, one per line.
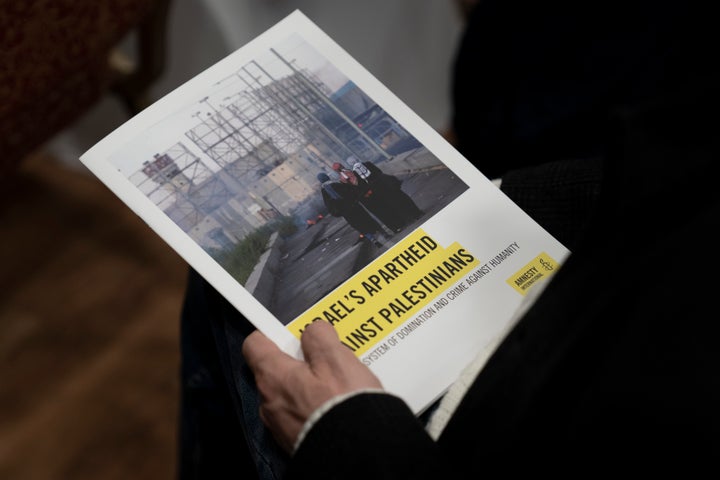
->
80, 10, 570, 415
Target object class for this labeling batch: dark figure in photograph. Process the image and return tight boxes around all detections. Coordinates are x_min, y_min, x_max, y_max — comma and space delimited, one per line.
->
316, 172, 383, 247
349, 157, 422, 233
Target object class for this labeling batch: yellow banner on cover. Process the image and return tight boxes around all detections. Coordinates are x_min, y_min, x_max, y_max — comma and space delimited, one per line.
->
286, 229, 479, 356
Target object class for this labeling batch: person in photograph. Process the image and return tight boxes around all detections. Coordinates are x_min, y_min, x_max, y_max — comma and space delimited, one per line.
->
331, 162, 358, 185
316, 172, 384, 247
349, 156, 422, 233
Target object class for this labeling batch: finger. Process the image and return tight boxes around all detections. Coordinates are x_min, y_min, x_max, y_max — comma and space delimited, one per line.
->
301, 321, 340, 355
301, 320, 384, 391
242, 329, 282, 369
302, 319, 339, 342
301, 320, 355, 367
244, 331, 305, 403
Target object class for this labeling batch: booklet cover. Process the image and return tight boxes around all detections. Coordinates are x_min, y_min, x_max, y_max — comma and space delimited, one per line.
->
80, 10, 569, 414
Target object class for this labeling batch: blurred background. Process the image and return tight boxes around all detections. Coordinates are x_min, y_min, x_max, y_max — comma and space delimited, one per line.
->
0, 1, 463, 478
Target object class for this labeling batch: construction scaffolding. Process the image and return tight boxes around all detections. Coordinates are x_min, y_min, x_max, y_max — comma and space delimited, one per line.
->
128, 47, 418, 253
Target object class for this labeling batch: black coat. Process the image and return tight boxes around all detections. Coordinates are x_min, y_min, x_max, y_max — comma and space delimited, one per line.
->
320, 180, 380, 235
288, 79, 720, 477
355, 162, 421, 232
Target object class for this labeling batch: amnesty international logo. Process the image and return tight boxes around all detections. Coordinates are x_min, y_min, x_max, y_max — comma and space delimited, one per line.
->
506, 252, 559, 295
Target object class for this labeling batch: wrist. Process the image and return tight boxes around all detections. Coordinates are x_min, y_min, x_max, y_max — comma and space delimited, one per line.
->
292, 388, 386, 454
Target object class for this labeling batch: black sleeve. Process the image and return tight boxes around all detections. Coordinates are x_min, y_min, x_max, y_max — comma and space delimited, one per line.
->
499, 156, 603, 251
287, 393, 448, 480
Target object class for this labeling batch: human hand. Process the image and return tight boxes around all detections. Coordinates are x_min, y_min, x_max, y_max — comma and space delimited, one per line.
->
242, 320, 383, 452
